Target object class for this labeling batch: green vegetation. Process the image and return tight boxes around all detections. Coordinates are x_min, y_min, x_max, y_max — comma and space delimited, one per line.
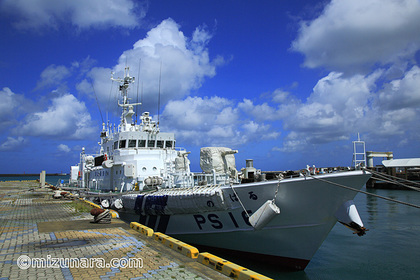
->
69, 200, 92, 213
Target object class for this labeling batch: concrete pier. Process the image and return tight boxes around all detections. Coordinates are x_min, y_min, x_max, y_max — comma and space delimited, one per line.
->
0, 181, 237, 279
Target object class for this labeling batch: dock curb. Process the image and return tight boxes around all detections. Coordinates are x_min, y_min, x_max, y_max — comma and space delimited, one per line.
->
154, 232, 199, 259
197, 252, 273, 280
130, 222, 154, 236
129, 223, 271, 278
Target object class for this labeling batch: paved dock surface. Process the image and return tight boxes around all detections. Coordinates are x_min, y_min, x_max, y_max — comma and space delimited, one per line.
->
0, 182, 229, 280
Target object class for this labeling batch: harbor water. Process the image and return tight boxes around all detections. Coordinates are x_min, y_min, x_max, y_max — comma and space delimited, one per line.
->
2, 175, 419, 279
0, 175, 69, 185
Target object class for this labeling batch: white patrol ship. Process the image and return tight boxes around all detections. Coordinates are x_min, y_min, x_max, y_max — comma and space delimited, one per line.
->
70, 67, 371, 270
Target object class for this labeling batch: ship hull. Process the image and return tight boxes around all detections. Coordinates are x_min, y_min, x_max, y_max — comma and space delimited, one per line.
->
119, 170, 371, 270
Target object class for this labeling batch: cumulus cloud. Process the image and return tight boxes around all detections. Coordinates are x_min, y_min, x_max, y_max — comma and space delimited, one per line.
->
238, 99, 280, 122
1, 0, 143, 31
242, 121, 279, 141
0, 87, 31, 129
71, 56, 97, 76
278, 72, 376, 150
160, 96, 236, 145
271, 89, 291, 103
162, 96, 232, 129
159, 96, 279, 147
36, 64, 71, 89
78, 18, 223, 116
291, 0, 420, 73
0, 88, 20, 126
75, 18, 284, 149
378, 66, 420, 110
277, 0, 420, 154
15, 94, 96, 140
273, 66, 420, 152
57, 144, 71, 153
274, 132, 307, 153
368, 66, 420, 137
309, 71, 380, 119
0, 137, 26, 151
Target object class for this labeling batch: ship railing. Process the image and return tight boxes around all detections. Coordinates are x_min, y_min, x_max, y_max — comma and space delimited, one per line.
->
172, 172, 194, 188
193, 172, 233, 186
174, 147, 188, 153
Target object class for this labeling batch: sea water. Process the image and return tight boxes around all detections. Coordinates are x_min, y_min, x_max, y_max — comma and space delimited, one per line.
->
0, 175, 69, 185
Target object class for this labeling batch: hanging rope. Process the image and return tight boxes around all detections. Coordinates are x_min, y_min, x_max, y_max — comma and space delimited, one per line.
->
309, 174, 420, 210
272, 174, 283, 202
91, 80, 104, 124
230, 183, 250, 218
229, 175, 283, 219
366, 168, 420, 192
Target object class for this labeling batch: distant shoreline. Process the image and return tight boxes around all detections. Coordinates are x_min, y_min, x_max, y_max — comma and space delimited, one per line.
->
0, 174, 67, 177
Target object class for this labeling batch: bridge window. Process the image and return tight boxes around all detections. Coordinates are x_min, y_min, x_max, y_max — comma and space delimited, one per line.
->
138, 140, 146, 148
165, 141, 173, 148
156, 140, 164, 148
128, 139, 136, 148
114, 141, 118, 149
119, 140, 126, 149
148, 140, 155, 148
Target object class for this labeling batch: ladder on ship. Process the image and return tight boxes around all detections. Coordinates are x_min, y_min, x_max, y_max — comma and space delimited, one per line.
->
352, 133, 366, 168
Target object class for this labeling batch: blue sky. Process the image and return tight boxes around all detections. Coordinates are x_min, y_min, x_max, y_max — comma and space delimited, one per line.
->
1, 0, 420, 174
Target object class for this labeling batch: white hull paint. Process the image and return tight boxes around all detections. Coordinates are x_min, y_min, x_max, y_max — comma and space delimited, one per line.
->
120, 170, 370, 270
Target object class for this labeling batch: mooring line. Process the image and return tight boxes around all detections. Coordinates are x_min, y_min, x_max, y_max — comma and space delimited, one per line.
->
371, 175, 420, 192
309, 174, 420, 210
366, 168, 420, 192
229, 183, 250, 218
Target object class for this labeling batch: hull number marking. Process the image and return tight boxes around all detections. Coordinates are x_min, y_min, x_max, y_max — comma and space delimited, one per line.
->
193, 211, 252, 230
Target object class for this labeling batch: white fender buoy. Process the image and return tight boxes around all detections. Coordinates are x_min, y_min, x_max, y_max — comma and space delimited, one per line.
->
249, 200, 280, 230
102, 160, 114, 169
101, 199, 110, 208
53, 190, 62, 199
112, 198, 123, 210
335, 200, 367, 236
335, 200, 363, 227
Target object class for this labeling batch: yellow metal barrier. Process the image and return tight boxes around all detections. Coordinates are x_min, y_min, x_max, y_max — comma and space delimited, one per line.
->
130, 222, 154, 237
153, 232, 199, 259
197, 252, 273, 280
